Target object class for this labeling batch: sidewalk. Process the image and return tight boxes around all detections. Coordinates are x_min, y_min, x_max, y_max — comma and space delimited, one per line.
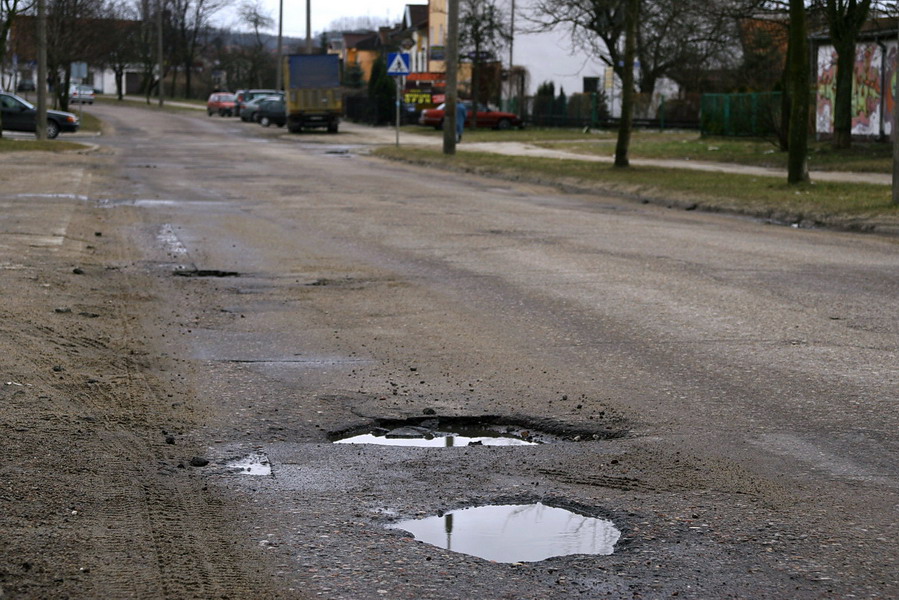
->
339, 122, 892, 186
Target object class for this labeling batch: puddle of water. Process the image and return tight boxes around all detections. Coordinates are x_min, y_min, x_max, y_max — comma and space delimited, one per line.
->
388, 503, 621, 563
334, 424, 539, 447
14, 193, 89, 201
225, 453, 272, 476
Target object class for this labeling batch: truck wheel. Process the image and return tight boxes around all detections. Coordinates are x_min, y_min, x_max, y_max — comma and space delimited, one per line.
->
287, 122, 302, 133
327, 122, 338, 133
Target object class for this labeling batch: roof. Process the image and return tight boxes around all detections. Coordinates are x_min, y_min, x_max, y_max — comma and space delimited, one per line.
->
405, 5, 428, 29
810, 16, 898, 42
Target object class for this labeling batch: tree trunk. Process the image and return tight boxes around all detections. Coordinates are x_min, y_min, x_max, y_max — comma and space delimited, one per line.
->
115, 68, 124, 100
788, 0, 809, 184
832, 38, 855, 149
614, 0, 638, 168
779, 43, 791, 151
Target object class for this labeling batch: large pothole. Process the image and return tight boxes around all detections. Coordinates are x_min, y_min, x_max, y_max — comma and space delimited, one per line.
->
388, 502, 621, 563
331, 415, 625, 447
331, 416, 558, 447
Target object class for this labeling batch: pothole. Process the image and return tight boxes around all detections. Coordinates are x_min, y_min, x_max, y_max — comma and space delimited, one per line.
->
224, 453, 272, 475
388, 502, 621, 563
331, 417, 552, 447
173, 269, 240, 278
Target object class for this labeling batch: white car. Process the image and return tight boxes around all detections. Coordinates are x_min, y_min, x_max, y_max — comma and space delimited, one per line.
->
69, 85, 95, 104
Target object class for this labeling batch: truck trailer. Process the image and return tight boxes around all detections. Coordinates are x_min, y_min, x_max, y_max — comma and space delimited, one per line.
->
284, 54, 342, 133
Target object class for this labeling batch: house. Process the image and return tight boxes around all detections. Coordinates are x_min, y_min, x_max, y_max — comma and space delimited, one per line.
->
812, 17, 898, 140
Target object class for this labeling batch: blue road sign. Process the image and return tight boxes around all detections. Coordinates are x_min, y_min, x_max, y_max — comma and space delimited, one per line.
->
387, 52, 411, 76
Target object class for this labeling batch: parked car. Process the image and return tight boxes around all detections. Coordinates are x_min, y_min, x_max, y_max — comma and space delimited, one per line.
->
234, 89, 279, 117
16, 79, 36, 92
0, 92, 79, 139
418, 102, 524, 130
206, 92, 236, 116
255, 97, 286, 127
240, 94, 281, 122
69, 84, 95, 104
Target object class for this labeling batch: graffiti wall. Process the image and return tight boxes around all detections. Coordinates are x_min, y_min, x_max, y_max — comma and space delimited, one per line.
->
816, 40, 898, 139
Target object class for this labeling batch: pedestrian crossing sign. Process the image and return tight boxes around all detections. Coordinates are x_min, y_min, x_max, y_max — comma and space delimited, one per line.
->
387, 52, 411, 75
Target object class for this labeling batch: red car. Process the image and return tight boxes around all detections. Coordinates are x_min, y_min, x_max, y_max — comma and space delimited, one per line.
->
418, 102, 524, 130
207, 92, 236, 117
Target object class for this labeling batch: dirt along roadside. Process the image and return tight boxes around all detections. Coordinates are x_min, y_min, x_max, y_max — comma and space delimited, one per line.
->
0, 149, 287, 598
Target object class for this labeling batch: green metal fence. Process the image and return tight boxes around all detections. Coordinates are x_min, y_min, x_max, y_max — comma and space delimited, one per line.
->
701, 92, 782, 137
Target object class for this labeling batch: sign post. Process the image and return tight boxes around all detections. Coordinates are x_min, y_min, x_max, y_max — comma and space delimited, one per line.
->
387, 52, 411, 147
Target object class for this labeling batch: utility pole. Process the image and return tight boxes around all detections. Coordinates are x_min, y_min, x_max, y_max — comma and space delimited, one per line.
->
443, 0, 459, 154
157, 0, 165, 107
893, 17, 899, 204
305, 0, 312, 53
508, 0, 514, 111
36, 0, 47, 139
276, 0, 284, 90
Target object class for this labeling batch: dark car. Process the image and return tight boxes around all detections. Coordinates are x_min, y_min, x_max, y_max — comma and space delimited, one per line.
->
255, 97, 286, 127
0, 92, 79, 139
207, 92, 236, 116
234, 89, 279, 117
418, 102, 524, 130
240, 94, 282, 122
16, 79, 36, 92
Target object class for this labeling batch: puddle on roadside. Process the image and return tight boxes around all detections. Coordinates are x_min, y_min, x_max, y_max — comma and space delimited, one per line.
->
333, 420, 544, 447
225, 453, 272, 476
388, 503, 621, 563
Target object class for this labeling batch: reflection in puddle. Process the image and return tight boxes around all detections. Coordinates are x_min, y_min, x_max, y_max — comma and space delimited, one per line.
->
225, 453, 272, 476
334, 425, 538, 447
389, 503, 620, 563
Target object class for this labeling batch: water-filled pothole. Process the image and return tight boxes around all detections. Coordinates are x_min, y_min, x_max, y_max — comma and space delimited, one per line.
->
388, 503, 621, 563
332, 417, 548, 447
225, 453, 272, 475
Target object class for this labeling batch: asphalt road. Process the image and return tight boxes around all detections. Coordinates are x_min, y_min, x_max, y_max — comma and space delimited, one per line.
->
1, 102, 897, 599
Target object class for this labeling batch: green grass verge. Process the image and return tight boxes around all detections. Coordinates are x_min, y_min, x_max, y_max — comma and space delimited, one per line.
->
94, 95, 206, 114
374, 146, 899, 230
77, 110, 102, 133
537, 132, 892, 173
0, 137, 86, 152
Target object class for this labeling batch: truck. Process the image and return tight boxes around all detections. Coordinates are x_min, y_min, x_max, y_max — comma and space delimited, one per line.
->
284, 54, 342, 133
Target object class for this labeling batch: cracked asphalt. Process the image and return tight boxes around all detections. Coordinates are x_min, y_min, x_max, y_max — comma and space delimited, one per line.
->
0, 102, 897, 599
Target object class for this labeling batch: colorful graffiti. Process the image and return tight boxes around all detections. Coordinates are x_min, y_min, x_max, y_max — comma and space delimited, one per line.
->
816, 41, 898, 139
816, 48, 837, 134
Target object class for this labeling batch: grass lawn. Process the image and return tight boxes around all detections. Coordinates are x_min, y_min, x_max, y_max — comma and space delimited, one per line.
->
0, 137, 86, 152
403, 125, 892, 173
374, 146, 899, 230
536, 131, 892, 173
94, 95, 206, 114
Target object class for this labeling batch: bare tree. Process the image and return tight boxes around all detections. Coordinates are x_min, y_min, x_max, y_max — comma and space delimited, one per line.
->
459, 0, 510, 128
529, 0, 762, 97
168, 0, 228, 97
614, 0, 637, 167
1, 0, 33, 136
787, 0, 810, 182
238, 0, 273, 87
46, 0, 105, 110
819, 0, 873, 148
98, 0, 143, 99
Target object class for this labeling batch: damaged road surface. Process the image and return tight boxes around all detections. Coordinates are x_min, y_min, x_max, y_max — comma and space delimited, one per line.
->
0, 103, 897, 599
